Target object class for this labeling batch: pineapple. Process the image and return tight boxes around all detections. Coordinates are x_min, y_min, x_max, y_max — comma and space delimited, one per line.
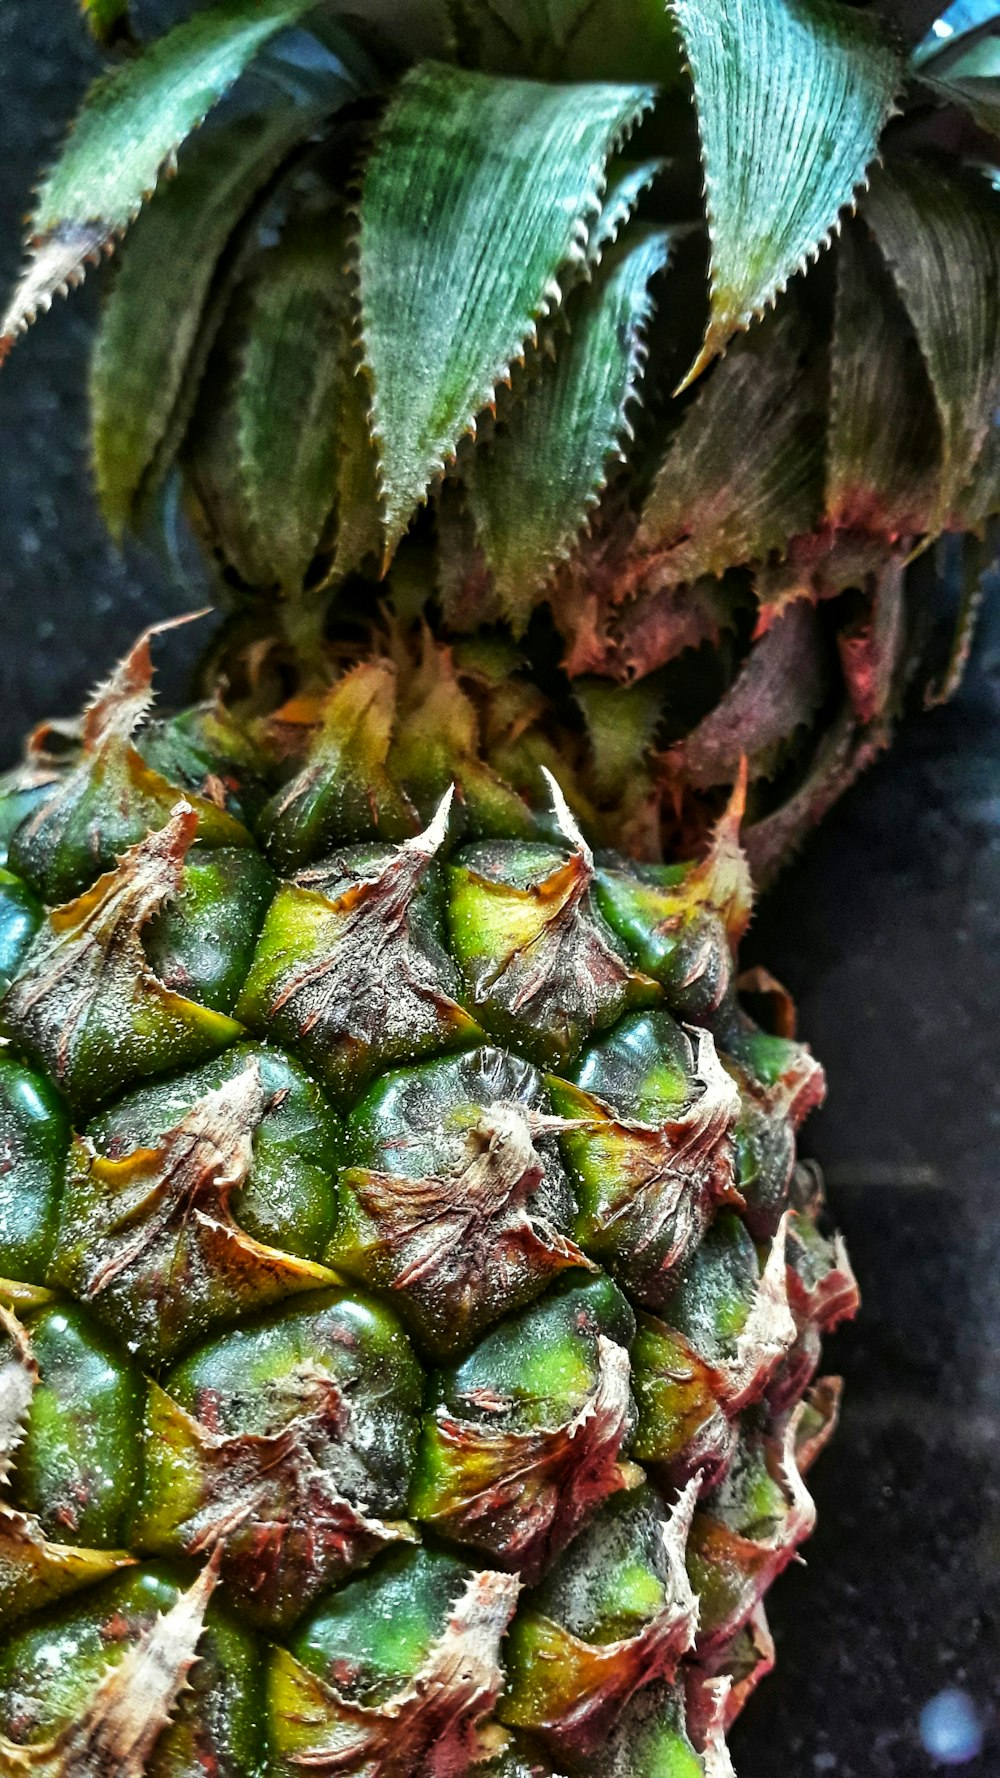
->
0, 0, 995, 1772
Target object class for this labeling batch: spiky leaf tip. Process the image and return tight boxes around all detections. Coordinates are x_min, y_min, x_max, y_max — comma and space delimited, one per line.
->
356, 61, 656, 555
1, 0, 334, 357
671, 0, 900, 386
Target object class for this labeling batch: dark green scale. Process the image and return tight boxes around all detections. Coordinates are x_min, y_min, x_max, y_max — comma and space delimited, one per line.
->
0, 733, 834, 1776
3, 1300, 144, 1546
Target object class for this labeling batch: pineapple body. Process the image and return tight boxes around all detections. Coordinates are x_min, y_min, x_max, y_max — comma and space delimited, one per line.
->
0, 633, 856, 1777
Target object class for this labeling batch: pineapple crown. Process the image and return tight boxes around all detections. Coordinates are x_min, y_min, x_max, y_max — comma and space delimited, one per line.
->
3, 0, 999, 875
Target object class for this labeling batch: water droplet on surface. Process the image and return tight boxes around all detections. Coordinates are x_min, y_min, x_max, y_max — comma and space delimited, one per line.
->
919, 1689, 985, 1766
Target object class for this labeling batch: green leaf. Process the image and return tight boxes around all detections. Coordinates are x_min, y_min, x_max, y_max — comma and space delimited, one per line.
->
826, 223, 940, 535
91, 99, 344, 540
80, 0, 132, 44
955, 417, 1000, 527
574, 674, 665, 799
446, 0, 601, 75
638, 305, 825, 581
357, 62, 655, 553
448, 0, 684, 83
467, 227, 671, 631
185, 324, 276, 592
864, 161, 1000, 522
562, 0, 684, 84
670, 0, 899, 384
326, 343, 385, 587
1, 0, 326, 357
234, 223, 350, 594
919, 32, 1000, 133
588, 158, 666, 261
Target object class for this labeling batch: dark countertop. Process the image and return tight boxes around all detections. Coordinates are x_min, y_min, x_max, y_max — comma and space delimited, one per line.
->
1, 7, 997, 1772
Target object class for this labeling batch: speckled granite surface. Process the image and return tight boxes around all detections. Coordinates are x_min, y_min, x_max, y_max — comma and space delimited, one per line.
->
1, 6, 998, 1773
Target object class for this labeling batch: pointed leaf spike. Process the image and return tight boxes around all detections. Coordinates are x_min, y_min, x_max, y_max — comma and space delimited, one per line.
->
0, 1306, 38, 1489
670, 0, 900, 386
357, 63, 655, 552
542, 765, 593, 869
1, 0, 335, 357
0, 1549, 221, 1774
404, 783, 456, 860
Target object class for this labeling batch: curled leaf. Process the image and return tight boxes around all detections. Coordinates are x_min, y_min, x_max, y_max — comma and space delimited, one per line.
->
826, 223, 940, 535
639, 306, 824, 580
235, 222, 355, 594
661, 601, 829, 792
91, 105, 354, 540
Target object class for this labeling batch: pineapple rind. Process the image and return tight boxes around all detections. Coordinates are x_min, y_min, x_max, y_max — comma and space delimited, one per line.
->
0, 637, 853, 1775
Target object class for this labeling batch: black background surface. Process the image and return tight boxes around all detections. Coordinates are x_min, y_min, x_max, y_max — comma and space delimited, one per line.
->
1, 7, 998, 1773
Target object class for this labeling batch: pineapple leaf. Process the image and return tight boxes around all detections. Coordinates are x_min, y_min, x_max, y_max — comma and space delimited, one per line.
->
90, 99, 347, 541
0, 0, 337, 358
670, 0, 900, 385
234, 222, 351, 595
927, 524, 998, 704
327, 329, 385, 588
588, 158, 666, 261
663, 602, 829, 790
80, 0, 132, 45
467, 227, 672, 633
741, 704, 878, 883
638, 305, 825, 581
446, 0, 601, 72
955, 416, 1000, 528
863, 161, 1000, 523
826, 223, 940, 536
356, 62, 656, 555
575, 674, 666, 800
448, 0, 685, 83
919, 33, 1000, 135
